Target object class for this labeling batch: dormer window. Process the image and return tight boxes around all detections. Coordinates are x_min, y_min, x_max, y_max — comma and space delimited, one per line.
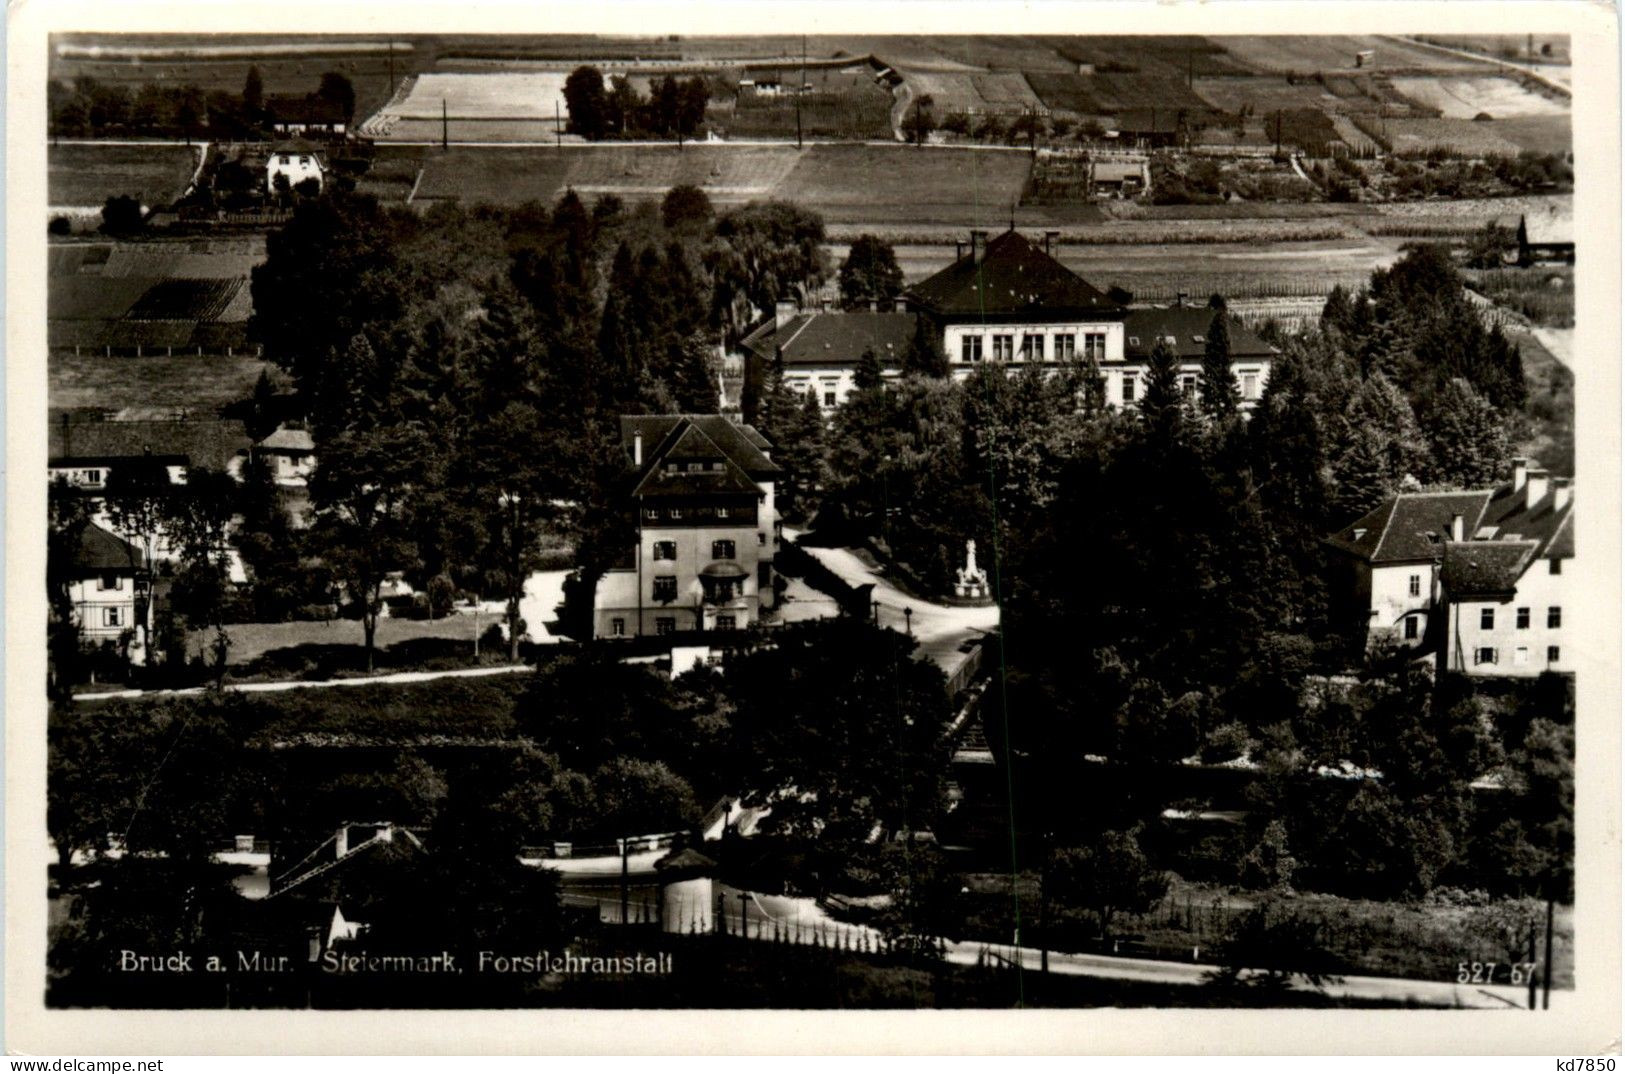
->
1192, 334, 1205, 343
1353, 527, 1367, 541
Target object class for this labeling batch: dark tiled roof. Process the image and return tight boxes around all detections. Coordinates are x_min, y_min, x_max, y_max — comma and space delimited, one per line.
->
1441, 540, 1540, 597
621, 415, 781, 480
259, 426, 316, 453
631, 422, 763, 499
905, 230, 1121, 318
1477, 482, 1573, 560
50, 415, 251, 471
266, 95, 348, 125
56, 520, 146, 573
1326, 490, 1494, 563
740, 311, 916, 368
1123, 307, 1277, 361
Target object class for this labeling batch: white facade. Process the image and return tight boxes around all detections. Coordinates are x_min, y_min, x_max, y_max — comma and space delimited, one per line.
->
943, 320, 1124, 369
267, 151, 325, 194
1444, 556, 1570, 677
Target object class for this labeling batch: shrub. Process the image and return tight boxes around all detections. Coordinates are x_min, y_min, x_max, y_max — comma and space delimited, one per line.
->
49, 216, 71, 236
1202, 721, 1254, 764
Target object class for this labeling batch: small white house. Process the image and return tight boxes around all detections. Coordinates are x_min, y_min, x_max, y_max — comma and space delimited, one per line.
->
266, 142, 327, 195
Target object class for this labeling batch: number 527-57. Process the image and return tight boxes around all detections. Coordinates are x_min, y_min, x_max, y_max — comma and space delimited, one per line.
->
1458, 961, 1537, 984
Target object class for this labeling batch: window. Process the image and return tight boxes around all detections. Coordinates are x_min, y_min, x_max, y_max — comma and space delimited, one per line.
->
652, 576, 678, 603
299, 155, 310, 165
1128, 335, 1140, 347
714, 506, 729, 519
104, 607, 124, 628
655, 617, 676, 636
757, 532, 766, 546
687, 462, 704, 472
1053, 334, 1076, 360
611, 618, 626, 637
960, 335, 983, 363
1121, 375, 1137, 403
1480, 608, 1495, 630
1550, 558, 1562, 575
1020, 334, 1044, 362
1548, 606, 1562, 628
824, 391, 837, 407
716, 615, 737, 632
1241, 373, 1260, 401
279, 154, 290, 164
1474, 647, 1498, 666
652, 541, 677, 561
1514, 646, 1529, 665
1516, 607, 1530, 629
1408, 574, 1421, 598
98, 573, 120, 592
1547, 645, 1561, 663
643, 507, 659, 521
1180, 374, 1198, 398
77, 469, 103, 486
759, 562, 772, 587
669, 507, 684, 520
991, 335, 1014, 362
1083, 332, 1107, 361
1403, 615, 1419, 640
712, 540, 736, 560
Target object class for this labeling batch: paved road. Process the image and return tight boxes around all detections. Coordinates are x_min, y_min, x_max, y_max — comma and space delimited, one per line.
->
785, 529, 1000, 673
1384, 35, 1572, 97
75, 660, 535, 703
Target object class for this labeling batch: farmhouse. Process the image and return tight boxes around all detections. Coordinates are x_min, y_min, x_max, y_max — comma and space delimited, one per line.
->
50, 412, 251, 492
591, 415, 782, 639
1325, 458, 1573, 677
1517, 203, 1574, 265
255, 425, 317, 488
266, 140, 328, 196
51, 519, 150, 663
266, 95, 348, 136
1089, 158, 1150, 198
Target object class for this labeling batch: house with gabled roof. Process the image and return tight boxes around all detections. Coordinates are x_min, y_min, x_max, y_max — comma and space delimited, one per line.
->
50, 519, 151, 660
592, 415, 783, 639
1326, 458, 1573, 675
737, 306, 917, 413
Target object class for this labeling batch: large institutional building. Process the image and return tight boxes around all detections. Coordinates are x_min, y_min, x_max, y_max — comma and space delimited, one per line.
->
1326, 458, 1574, 677
738, 228, 1276, 413
592, 415, 782, 640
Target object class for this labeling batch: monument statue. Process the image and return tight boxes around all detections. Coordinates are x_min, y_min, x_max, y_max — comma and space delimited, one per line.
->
955, 538, 990, 600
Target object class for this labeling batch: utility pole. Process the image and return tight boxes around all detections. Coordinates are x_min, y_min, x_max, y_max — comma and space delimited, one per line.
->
441, 98, 448, 151
620, 836, 630, 926
555, 100, 561, 148
1543, 891, 1555, 1009
1527, 920, 1538, 1009
796, 35, 806, 149
387, 40, 394, 92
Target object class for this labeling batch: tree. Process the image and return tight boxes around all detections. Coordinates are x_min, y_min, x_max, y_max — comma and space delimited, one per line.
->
1139, 337, 1186, 444
165, 468, 240, 675
1208, 899, 1344, 993
709, 201, 829, 328
1198, 307, 1240, 421
102, 457, 169, 649
678, 75, 710, 139
242, 65, 264, 115
854, 346, 884, 391
900, 314, 948, 377
1466, 221, 1518, 269
1419, 377, 1512, 489
47, 482, 93, 698
562, 66, 611, 140
907, 93, 935, 146
837, 235, 905, 310
100, 195, 143, 236
661, 184, 713, 230
1048, 826, 1169, 941
317, 71, 357, 124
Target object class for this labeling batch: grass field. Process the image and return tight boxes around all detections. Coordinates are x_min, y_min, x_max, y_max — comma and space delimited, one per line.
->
1215, 36, 1494, 75
725, 70, 894, 140
1389, 75, 1568, 119
50, 48, 412, 135
408, 144, 804, 204
776, 144, 1032, 222
1029, 71, 1213, 116
1381, 116, 1527, 156
1480, 114, 1573, 155
897, 69, 1045, 117
47, 144, 199, 208
48, 354, 284, 411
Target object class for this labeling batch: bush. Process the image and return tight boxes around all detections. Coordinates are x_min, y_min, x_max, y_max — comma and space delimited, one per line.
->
1202, 721, 1253, 763
49, 216, 71, 235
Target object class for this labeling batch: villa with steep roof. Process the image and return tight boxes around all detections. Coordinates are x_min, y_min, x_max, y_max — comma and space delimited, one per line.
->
592, 415, 783, 639
1326, 458, 1573, 676
51, 519, 150, 659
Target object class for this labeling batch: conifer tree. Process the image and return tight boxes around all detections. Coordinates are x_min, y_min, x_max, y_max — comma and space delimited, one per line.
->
901, 314, 949, 378
854, 346, 884, 391
1139, 337, 1185, 444
1199, 307, 1240, 422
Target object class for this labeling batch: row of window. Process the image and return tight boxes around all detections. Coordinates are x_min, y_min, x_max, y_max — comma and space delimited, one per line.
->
653, 538, 757, 561
642, 505, 755, 522
960, 332, 1108, 364
652, 576, 742, 602
1474, 645, 1560, 666
1480, 607, 1562, 630
610, 615, 738, 636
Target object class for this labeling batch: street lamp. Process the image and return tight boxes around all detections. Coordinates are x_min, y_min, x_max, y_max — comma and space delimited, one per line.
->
903, 606, 913, 637
872, 599, 881, 626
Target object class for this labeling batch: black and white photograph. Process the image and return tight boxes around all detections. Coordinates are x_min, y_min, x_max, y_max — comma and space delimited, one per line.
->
9, 0, 1621, 1055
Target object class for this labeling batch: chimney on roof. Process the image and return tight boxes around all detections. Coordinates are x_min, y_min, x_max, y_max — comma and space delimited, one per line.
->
633, 429, 643, 467
1552, 476, 1572, 511
1044, 230, 1060, 256
970, 229, 989, 264
1450, 513, 1465, 542
1175, 291, 1188, 308
955, 239, 966, 262
1525, 467, 1550, 508
775, 298, 797, 330
1512, 456, 1530, 492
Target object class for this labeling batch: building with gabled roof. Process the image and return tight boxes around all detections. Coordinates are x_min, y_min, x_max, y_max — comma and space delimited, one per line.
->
737, 307, 917, 412
265, 94, 349, 136
50, 518, 150, 657
592, 415, 782, 639
1326, 458, 1573, 675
